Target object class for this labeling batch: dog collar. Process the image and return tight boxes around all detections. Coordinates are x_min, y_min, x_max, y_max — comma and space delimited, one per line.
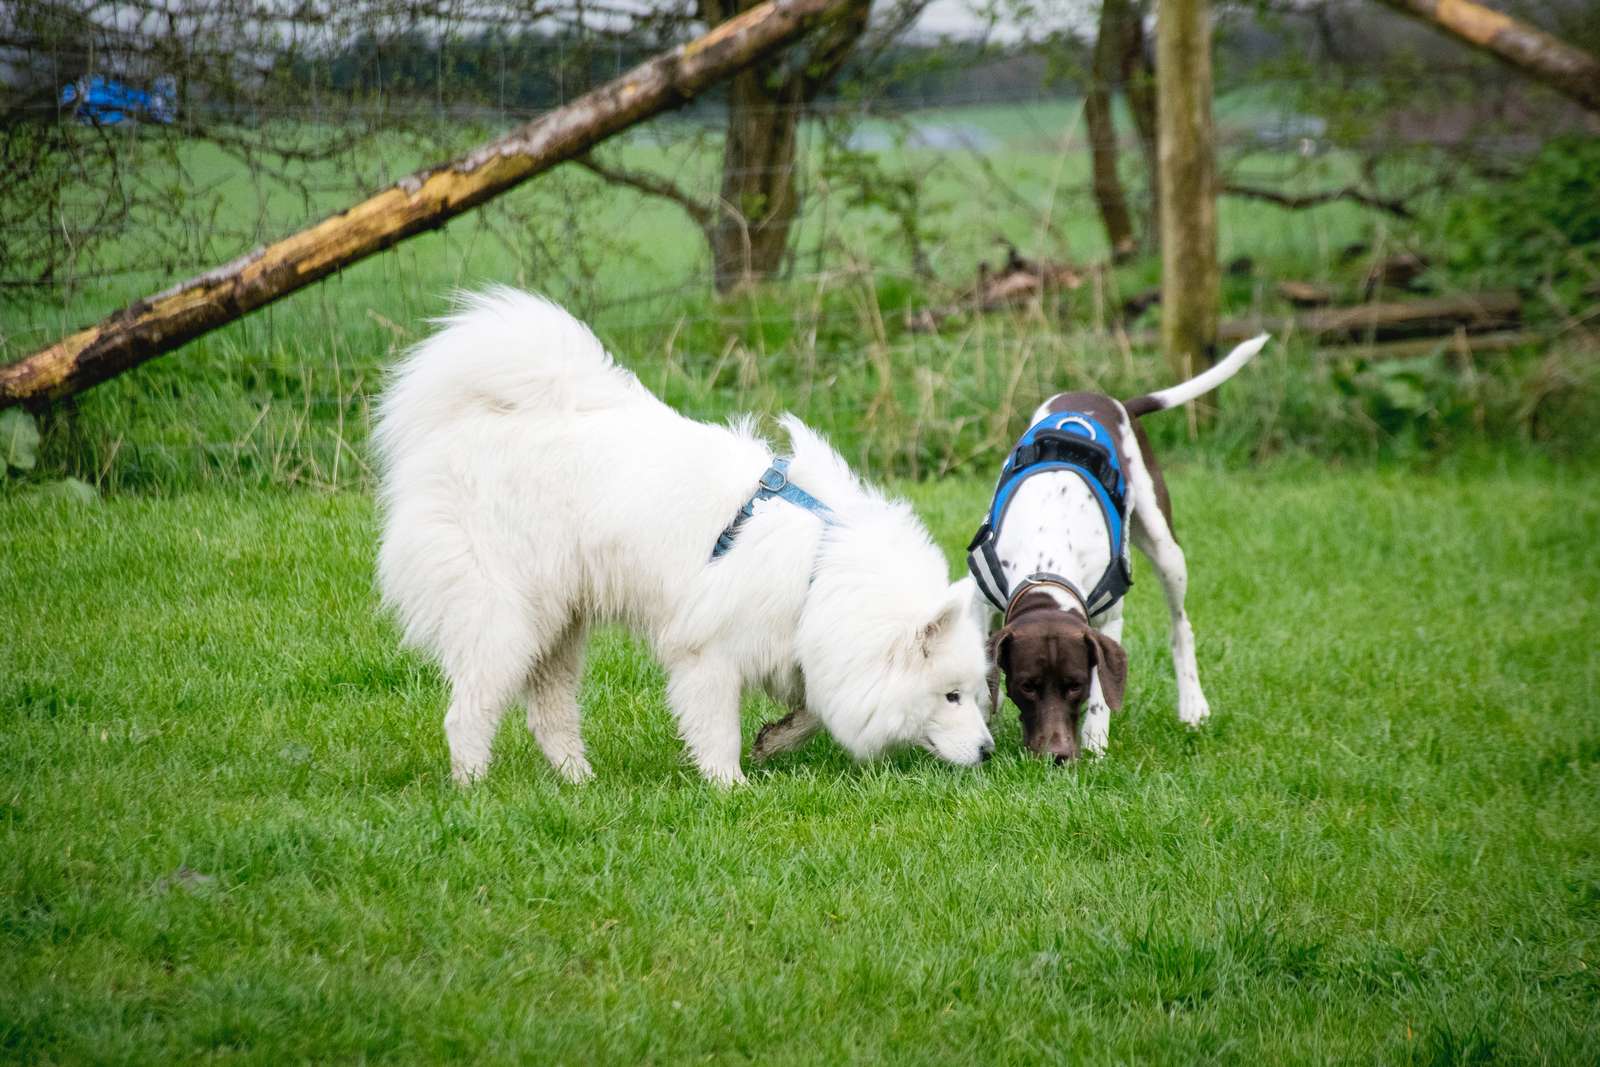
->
710, 456, 837, 561
1005, 572, 1090, 622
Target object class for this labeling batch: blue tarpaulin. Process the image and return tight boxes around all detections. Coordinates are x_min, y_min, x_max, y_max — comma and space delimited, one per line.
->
60, 75, 176, 125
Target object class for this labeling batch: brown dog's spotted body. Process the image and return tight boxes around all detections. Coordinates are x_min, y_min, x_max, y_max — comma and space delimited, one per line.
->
978, 335, 1269, 761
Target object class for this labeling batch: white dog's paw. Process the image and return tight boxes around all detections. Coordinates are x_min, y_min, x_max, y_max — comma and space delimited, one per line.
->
451, 760, 487, 787
705, 766, 749, 787
555, 754, 594, 784
1177, 691, 1211, 728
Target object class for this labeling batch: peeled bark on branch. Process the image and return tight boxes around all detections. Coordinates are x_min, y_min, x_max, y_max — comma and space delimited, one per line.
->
0, 0, 856, 410
1372, 0, 1600, 113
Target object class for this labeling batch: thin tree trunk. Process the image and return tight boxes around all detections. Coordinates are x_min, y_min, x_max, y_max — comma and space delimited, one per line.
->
711, 59, 805, 290
1156, 0, 1219, 379
1121, 4, 1160, 242
700, 0, 868, 293
1373, 0, 1600, 113
0, 0, 856, 410
1086, 0, 1136, 262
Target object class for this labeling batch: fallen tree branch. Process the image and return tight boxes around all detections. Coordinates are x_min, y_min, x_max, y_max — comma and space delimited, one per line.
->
1123, 292, 1522, 347
1, 0, 858, 410
905, 245, 1085, 332
1331, 330, 1538, 361
1372, 0, 1600, 114
1223, 182, 1415, 221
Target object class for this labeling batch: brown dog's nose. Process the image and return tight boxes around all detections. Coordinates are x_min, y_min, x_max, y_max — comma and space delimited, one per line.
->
1032, 729, 1078, 763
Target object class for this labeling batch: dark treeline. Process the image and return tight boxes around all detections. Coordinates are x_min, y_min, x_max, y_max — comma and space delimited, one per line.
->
274, 29, 1085, 114
279, 29, 665, 113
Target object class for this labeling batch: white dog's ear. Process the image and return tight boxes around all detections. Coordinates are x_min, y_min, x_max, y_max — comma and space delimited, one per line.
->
949, 575, 986, 623
915, 588, 967, 658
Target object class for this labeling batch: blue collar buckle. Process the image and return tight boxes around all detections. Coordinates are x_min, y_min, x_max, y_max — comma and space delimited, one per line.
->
710, 456, 836, 561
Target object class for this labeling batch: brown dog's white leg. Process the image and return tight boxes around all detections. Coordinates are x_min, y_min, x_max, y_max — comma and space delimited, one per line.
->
1083, 607, 1122, 755
1130, 510, 1210, 727
751, 708, 822, 762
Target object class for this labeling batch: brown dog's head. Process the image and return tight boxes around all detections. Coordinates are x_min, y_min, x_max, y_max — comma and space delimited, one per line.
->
988, 598, 1127, 762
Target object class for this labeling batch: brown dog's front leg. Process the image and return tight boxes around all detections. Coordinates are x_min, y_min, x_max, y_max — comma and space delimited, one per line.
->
751, 708, 823, 762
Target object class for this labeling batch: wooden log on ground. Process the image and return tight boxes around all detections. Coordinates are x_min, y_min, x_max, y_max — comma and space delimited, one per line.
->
1123, 291, 1522, 347
1276, 281, 1335, 308
1327, 330, 1538, 361
1276, 291, 1520, 343
905, 247, 1085, 333
0, 0, 857, 411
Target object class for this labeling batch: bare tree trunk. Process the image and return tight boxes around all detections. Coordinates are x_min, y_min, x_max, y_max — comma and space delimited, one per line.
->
1086, 0, 1136, 261
711, 58, 806, 289
1373, 0, 1600, 113
1120, 4, 1160, 242
1156, 0, 1219, 379
0, 0, 857, 410
700, 0, 868, 293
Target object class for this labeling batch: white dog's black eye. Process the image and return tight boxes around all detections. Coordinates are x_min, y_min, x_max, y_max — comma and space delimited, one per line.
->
945, 691, 961, 704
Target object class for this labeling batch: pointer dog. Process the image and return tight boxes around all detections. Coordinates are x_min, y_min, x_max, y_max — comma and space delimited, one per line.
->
375, 288, 993, 785
968, 335, 1270, 761
752, 334, 1268, 766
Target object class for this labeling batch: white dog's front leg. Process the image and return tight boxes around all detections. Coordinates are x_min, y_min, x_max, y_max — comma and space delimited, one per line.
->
445, 687, 507, 785
666, 655, 748, 785
1082, 609, 1123, 757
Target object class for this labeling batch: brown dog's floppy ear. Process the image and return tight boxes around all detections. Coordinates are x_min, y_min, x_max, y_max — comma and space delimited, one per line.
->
986, 627, 1012, 721
1085, 631, 1128, 711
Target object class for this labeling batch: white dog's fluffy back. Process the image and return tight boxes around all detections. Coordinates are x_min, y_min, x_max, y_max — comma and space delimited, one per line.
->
375, 287, 992, 784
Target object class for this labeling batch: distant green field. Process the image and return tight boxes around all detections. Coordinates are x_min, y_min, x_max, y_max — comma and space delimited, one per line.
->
3, 462, 1597, 1063
7, 97, 1553, 496
4, 95, 1394, 344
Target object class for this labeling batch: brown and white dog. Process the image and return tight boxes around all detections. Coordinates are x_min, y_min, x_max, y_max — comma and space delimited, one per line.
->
751, 334, 1268, 767
973, 335, 1269, 762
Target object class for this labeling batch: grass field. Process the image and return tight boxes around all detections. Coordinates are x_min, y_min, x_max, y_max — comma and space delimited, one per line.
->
4, 460, 1598, 1063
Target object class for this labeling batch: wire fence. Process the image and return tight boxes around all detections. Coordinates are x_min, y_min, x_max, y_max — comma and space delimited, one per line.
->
4, 2, 1595, 491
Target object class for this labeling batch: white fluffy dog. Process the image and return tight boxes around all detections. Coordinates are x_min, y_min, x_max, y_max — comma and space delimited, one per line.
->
374, 288, 993, 785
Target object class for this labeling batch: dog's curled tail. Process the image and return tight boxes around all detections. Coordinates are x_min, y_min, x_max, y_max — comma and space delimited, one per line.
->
374, 286, 640, 465
1123, 333, 1270, 418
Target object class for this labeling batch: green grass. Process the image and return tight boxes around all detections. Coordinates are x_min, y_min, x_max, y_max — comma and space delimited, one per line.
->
4, 460, 1598, 1063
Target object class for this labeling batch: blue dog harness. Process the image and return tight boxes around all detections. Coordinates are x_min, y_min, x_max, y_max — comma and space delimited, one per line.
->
967, 410, 1132, 617
710, 456, 837, 561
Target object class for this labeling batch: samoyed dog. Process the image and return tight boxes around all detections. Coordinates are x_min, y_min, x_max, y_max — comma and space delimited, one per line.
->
374, 288, 993, 785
